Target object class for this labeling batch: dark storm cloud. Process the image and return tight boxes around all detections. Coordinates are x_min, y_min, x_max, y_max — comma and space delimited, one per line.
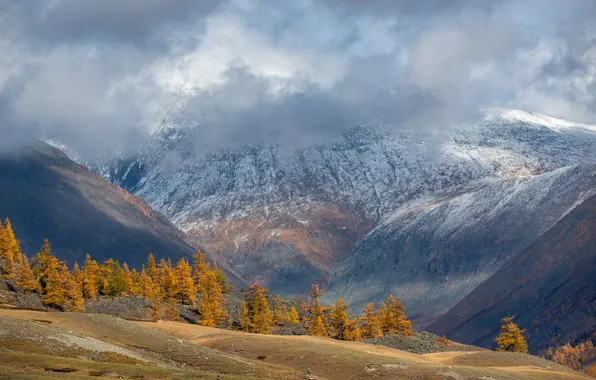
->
2, 0, 221, 47
0, 0, 595, 158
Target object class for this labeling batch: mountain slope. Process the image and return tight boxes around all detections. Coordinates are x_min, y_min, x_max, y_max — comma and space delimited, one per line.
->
59, 108, 596, 300
324, 164, 596, 325
428, 192, 596, 351
0, 140, 242, 284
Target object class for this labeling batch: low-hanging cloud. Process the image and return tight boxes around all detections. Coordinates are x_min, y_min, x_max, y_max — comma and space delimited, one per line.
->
0, 0, 595, 159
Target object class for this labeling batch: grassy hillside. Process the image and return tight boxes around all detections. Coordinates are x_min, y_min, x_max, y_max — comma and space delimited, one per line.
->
0, 308, 590, 380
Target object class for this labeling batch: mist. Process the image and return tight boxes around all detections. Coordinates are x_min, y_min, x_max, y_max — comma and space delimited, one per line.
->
1, 0, 595, 159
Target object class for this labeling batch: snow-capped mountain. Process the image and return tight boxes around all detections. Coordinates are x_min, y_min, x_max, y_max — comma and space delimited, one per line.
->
62, 107, 596, 317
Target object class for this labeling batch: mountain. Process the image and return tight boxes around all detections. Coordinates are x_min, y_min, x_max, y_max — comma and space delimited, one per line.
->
64, 108, 596, 308
0, 140, 243, 285
325, 163, 596, 325
428, 192, 596, 351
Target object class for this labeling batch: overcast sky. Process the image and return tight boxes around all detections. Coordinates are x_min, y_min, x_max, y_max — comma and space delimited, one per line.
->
0, 0, 595, 157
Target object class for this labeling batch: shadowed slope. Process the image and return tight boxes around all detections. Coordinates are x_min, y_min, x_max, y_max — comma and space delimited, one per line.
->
0, 141, 244, 285
429, 193, 596, 351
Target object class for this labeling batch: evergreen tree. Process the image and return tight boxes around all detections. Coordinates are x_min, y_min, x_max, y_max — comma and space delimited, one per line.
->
361, 303, 383, 339
82, 254, 99, 299
246, 283, 273, 334
122, 262, 133, 295
329, 299, 361, 341
175, 258, 196, 304
379, 295, 413, 336
15, 254, 38, 293
495, 316, 528, 353
239, 301, 250, 332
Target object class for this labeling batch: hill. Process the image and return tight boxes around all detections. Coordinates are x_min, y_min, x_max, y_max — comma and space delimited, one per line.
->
0, 141, 243, 284
429, 193, 596, 351
0, 308, 590, 380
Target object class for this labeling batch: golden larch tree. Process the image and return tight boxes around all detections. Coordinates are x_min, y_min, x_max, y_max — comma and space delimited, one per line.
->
15, 254, 38, 293
287, 306, 300, 324
197, 265, 227, 327
309, 316, 327, 337
107, 261, 127, 297
158, 258, 178, 301
122, 262, 133, 295
146, 253, 161, 295
65, 267, 85, 312
246, 283, 273, 334
495, 316, 528, 353
140, 269, 157, 301
175, 258, 196, 304
0, 218, 21, 279
192, 250, 209, 287
130, 268, 143, 296
329, 299, 361, 341
82, 254, 99, 299
379, 294, 413, 336
31, 239, 54, 285
361, 302, 383, 339
97, 258, 114, 295
42, 260, 67, 308
306, 283, 328, 337
239, 301, 250, 332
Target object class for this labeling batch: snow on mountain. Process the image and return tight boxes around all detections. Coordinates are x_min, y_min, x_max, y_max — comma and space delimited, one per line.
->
56, 107, 596, 303
324, 163, 596, 325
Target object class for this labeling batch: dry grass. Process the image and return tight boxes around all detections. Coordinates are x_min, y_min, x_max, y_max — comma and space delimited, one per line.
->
0, 308, 592, 380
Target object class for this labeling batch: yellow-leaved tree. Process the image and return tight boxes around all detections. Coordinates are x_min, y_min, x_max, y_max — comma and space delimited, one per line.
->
361, 302, 383, 339
246, 283, 273, 334
0, 218, 21, 279
82, 254, 99, 299
306, 283, 328, 337
329, 298, 361, 341
197, 264, 227, 327
175, 258, 196, 305
495, 316, 528, 353
15, 254, 38, 293
379, 294, 413, 336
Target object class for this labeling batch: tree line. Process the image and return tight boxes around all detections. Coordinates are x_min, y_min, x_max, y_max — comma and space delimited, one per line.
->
1, 217, 531, 350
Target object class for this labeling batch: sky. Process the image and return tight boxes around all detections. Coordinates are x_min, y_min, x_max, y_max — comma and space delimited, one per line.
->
0, 0, 595, 157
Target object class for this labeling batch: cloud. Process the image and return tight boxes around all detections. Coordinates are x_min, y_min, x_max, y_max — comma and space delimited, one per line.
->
0, 0, 595, 158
